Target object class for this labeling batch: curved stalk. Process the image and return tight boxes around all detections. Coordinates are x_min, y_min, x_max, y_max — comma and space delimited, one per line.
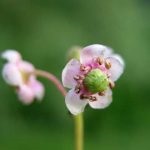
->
34, 69, 84, 150
34, 69, 66, 96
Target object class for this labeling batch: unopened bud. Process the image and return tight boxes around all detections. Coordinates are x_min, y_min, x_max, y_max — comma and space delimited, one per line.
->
66, 46, 82, 61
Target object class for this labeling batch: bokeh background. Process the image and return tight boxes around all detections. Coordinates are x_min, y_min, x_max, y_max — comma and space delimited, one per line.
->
0, 0, 150, 150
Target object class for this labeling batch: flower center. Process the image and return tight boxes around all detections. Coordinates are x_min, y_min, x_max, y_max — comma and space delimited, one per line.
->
20, 71, 30, 83
83, 69, 109, 94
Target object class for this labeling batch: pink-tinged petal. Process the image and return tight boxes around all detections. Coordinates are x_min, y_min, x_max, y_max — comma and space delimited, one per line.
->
89, 89, 112, 109
62, 59, 81, 88
17, 85, 35, 105
80, 44, 112, 65
106, 57, 124, 81
1, 50, 21, 63
18, 60, 35, 73
65, 89, 88, 115
111, 54, 125, 67
28, 77, 44, 101
2, 63, 23, 86
103, 47, 113, 57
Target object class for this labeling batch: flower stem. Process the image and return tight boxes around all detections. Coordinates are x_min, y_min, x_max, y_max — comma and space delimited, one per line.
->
34, 69, 67, 97
33, 69, 84, 150
74, 113, 84, 150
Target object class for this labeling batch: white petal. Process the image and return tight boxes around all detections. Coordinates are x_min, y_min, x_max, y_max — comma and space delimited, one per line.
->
1, 50, 22, 63
65, 89, 88, 115
106, 56, 124, 81
104, 47, 113, 57
89, 89, 112, 109
111, 54, 125, 67
62, 59, 81, 88
17, 85, 35, 105
18, 60, 35, 73
2, 63, 23, 86
28, 76, 44, 101
80, 44, 112, 65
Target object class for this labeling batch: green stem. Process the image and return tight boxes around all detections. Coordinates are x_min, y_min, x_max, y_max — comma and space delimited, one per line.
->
33, 69, 84, 150
74, 113, 84, 150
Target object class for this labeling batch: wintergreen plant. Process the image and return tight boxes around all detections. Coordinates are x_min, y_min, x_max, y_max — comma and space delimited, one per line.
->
1, 44, 124, 150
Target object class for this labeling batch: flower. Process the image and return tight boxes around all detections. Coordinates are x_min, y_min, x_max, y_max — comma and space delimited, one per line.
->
62, 44, 124, 115
1, 50, 44, 104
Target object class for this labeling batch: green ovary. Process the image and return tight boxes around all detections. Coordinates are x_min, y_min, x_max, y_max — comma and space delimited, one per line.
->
83, 69, 109, 93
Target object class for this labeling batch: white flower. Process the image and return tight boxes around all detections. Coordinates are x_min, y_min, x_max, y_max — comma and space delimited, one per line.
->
62, 44, 125, 115
2, 50, 44, 104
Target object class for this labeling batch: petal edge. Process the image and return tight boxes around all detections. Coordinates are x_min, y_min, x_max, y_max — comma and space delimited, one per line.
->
1, 50, 21, 63
65, 89, 88, 115
106, 56, 124, 81
62, 59, 80, 88
2, 63, 23, 86
80, 44, 112, 65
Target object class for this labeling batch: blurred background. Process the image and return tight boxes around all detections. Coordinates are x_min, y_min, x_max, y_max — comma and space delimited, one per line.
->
0, 0, 150, 149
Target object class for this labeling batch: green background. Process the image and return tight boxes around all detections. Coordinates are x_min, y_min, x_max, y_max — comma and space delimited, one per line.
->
0, 0, 150, 149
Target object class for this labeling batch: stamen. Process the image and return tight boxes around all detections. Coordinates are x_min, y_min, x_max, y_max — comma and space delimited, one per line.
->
80, 94, 89, 99
107, 73, 111, 78
75, 84, 82, 94
77, 79, 83, 84
109, 80, 115, 89
97, 57, 104, 65
80, 64, 85, 71
74, 75, 80, 81
89, 96, 97, 101
105, 60, 111, 69
75, 88, 80, 94
79, 75, 85, 80
80, 64, 91, 72
74, 75, 85, 85
98, 91, 105, 96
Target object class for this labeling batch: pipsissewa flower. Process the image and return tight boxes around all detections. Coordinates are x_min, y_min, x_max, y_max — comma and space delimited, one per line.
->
1, 50, 44, 104
62, 44, 124, 115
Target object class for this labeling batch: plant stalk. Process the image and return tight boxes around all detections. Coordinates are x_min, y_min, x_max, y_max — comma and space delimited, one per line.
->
74, 113, 84, 150
34, 69, 84, 150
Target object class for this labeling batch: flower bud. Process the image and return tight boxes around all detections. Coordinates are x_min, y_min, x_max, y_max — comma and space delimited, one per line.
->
83, 69, 109, 93
66, 46, 82, 61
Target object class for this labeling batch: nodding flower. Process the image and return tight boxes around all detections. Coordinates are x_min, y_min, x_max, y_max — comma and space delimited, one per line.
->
62, 44, 125, 115
1, 50, 44, 104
